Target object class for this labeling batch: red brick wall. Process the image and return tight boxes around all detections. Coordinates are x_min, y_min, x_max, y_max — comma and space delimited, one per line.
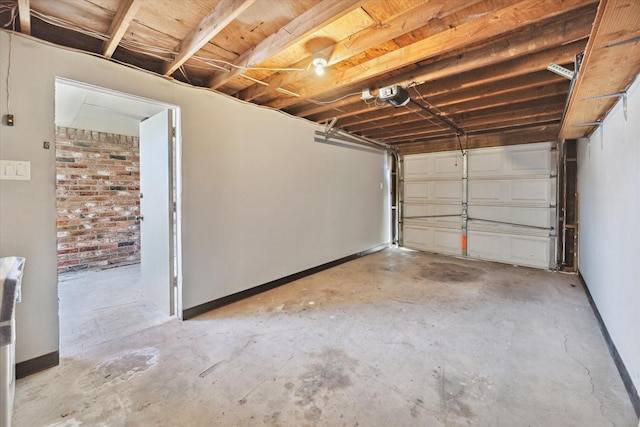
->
56, 127, 140, 274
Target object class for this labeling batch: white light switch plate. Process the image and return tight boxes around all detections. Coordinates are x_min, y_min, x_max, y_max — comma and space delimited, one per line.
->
0, 160, 31, 180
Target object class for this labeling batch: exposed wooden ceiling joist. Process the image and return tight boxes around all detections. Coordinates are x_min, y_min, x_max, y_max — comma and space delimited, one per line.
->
6, 0, 635, 154
207, 0, 367, 90
304, 39, 586, 138
343, 82, 569, 135
162, 0, 257, 77
396, 123, 561, 155
237, 0, 478, 102
103, 0, 143, 58
560, 0, 640, 139
267, 0, 594, 111
17, 0, 30, 35
291, 4, 595, 119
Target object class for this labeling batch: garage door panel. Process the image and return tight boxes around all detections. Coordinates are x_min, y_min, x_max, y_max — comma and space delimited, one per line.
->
404, 203, 461, 227
468, 152, 501, 175
434, 156, 463, 176
405, 181, 462, 203
467, 181, 502, 202
435, 181, 463, 201
510, 236, 550, 267
404, 152, 462, 181
467, 205, 554, 229
404, 226, 462, 256
468, 179, 555, 206
403, 143, 556, 270
468, 142, 553, 178
404, 158, 429, 180
405, 182, 429, 199
467, 230, 551, 269
511, 149, 550, 173
467, 221, 550, 237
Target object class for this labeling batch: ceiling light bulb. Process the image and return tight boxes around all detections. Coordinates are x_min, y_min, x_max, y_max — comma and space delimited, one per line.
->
312, 57, 328, 76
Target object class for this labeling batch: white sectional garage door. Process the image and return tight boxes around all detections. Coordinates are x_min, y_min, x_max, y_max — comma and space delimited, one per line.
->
403, 151, 463, 256
402, 142, 556, 269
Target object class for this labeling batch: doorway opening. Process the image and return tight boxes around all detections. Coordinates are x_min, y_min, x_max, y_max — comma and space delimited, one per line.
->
54, 77, 181, 356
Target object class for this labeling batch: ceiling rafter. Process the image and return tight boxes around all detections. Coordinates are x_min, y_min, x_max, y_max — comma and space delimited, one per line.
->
560, 0, 640, 139
355, 111, 564, 142
103, 0, 144, 58
207, 0, 367, 90
396, 124, 561, 155
162, 0, 257, 77
291, 4, 595, 119
345, 83, 569, 135
237, 0, 478, 102
8, 0, 624, 153
266, 0, 595, 111
17, 0, 30, 35
305, 39, 587, 129
358, 98, 566, 141
305, 72, 566, 126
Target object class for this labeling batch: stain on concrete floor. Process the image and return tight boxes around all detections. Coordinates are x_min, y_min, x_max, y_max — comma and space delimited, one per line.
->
422, 262, 485, 283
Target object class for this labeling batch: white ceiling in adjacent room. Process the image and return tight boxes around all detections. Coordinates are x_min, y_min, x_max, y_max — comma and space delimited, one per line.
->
55, 82, 166, 136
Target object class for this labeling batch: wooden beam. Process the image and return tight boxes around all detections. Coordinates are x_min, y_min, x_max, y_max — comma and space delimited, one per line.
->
17, 0, 30, 35
339, 80, 569, 132
363, 113, 567, 142
237, 0, 478, 102
453, 95, 567, 122
395, 124, 561, 155
303, 38, 585, 124
422, 73, 567, 112
377, 118, 560, 146
291, 0, 595, 119
267, 0, 595, 110
306, 40, 583, 128
207, 0, 366, 89
294, 6, 592, 120
162, 0, 256, 76
306, 72, 567, 126
463, 115, 562, 133
560, 0, 640, 139
355, 98, 565, 141
103, 0, 143, 58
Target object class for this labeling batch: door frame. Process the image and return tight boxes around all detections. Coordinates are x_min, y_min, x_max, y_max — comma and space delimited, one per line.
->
54, 77, 183, 318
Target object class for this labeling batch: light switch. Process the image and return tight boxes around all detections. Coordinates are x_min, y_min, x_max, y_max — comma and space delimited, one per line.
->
0, 160, 31, 180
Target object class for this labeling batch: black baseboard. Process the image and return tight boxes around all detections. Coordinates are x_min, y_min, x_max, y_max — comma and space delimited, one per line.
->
16, 351, 59, 379
578, 272, 640, 417
183, 244, 387, 320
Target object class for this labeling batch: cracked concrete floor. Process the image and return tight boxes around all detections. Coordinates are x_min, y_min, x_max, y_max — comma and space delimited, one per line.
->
14, 248, 638, 426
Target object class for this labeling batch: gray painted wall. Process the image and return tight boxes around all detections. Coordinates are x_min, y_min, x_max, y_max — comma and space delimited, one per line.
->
0, 32, 390, 363
577, 75, 640, 393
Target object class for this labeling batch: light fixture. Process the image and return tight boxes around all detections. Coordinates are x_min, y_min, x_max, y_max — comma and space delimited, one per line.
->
312, 56, 328, 76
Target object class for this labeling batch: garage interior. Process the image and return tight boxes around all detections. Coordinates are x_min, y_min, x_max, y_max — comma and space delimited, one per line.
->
0, 0, 639, 425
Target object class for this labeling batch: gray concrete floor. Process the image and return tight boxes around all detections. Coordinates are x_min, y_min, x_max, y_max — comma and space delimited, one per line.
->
57, 263, 168, 358
14, 248, 638, 426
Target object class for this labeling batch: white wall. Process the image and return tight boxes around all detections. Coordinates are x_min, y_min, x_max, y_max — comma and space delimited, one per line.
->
0, 32, 390, 364
577, 75, 640, 393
